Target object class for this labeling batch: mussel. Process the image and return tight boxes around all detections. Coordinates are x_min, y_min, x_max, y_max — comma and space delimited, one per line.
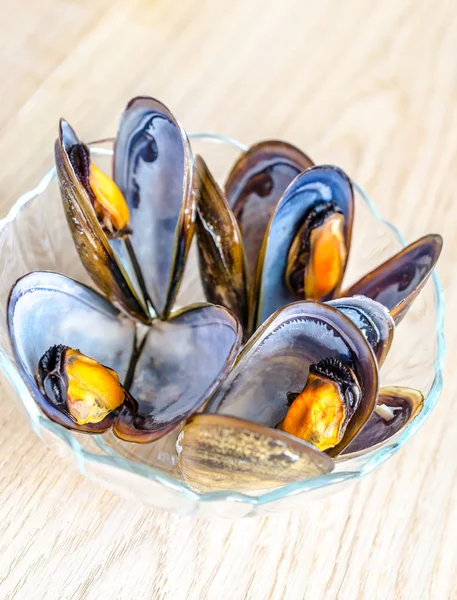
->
36, 344, 129, 432
55, 120, 149, 323
278, 357, 362, 451
344, 234, 442, 325
176, 301, 378, 492
8, 272, 241, 441
251, 166, 354, 330
55, 97, 198, 323
208, 301, 378, 456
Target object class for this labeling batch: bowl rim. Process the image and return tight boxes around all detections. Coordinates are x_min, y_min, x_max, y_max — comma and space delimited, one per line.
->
0, 133, 445, 507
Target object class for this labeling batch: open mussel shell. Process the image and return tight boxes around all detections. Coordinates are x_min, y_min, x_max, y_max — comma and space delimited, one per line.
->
342, 386, 424, 457
328, 296, 395, 366
225, 141, 314, 280
7, 272, 136, 433
194, 156, 249, 330
114, 96, 198, 320
55, 120, 150, 324
207, 301, 378, 457
8, 273, 242, 440
344, 234, 443, 325
251, 166, 354, 331
113, 303, 242, 443
177, 414, 334, 493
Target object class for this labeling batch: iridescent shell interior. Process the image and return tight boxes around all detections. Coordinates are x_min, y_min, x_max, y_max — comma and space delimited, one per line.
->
0, 134, 444, 514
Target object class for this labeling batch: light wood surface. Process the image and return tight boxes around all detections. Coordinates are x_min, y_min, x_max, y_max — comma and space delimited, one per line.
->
1, 1, 456, 598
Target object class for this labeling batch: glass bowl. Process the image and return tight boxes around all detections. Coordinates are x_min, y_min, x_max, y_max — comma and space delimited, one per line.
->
0, 133, 445, 519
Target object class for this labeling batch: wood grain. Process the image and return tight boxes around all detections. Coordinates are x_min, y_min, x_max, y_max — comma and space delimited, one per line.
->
0, 0, 456, 598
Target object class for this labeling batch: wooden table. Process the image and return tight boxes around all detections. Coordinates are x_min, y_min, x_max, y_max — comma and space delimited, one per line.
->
0, 1, 456, 598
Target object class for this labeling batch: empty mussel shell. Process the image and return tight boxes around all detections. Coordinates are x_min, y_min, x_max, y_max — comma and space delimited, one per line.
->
327, 296, 395, 366
251, 166, 354, 330
114, 303, 242, 442
207, 301, 378, 457
195, 156, 249, 330
55, 120, 150, 323
8, 271, 136, 432
225, 140, 314, 280
342, 386, 424, 457
177, 414, 334, 492
114, 96, 198, 320
344, 234, 442, 325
